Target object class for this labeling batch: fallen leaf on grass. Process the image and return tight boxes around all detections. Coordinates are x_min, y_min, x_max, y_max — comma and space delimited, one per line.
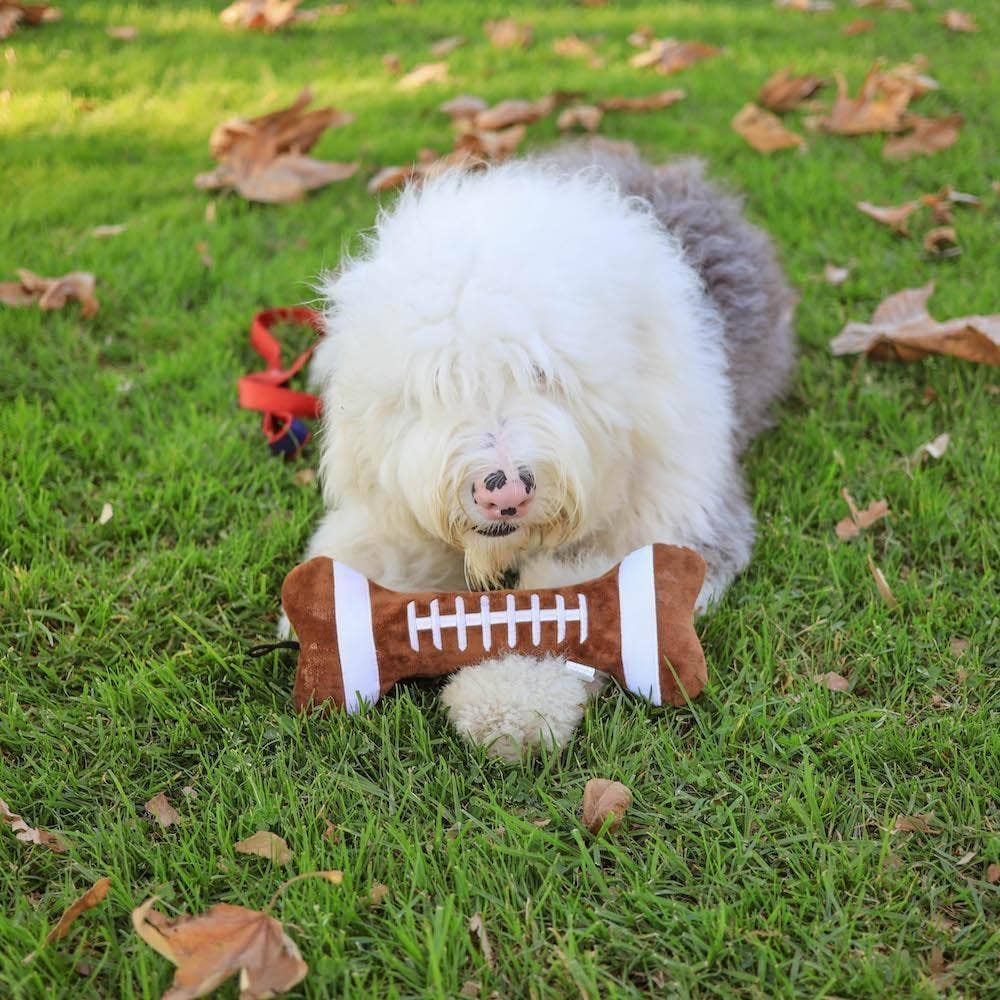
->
894, 813, 938, 833
868, 554, 899, 608
429, 35, 464, 57
0, 3, 60, 40
472, 96, 554, 130
367, 164, 417, 193
98, 502, 114, 525
923, 226, 958, 256
368, 883, 388, 906
831, 282, 1000, 365
986, 863, 1000, 883
949, 637, 969, 657
825, 264, 851, 284
91, 223, 127, 238
553, 35, 595, 60
855, 0, 912, 9
731, 103, 805, 153
0, 798, 68, 853
814, 671, 850, 692
843, 18, 875, 35
439, 94, 488, 121
775, 0, 834, 10
598, 89, 685, 112
630, 38, 720, 75
822, 62, 922, 135
396, 61, 449, 91
484, 17, 531, 50
132, 897, 308, 1000
941, 10, 978, 33
294, 467, 316, 486
220, 0, 305, 32
884, 115, 962, 161
581, 778, 632, 835
107, 25, 138, 40
0, 269, 99, 317
46, 877, 111, 944
467, 913, 495, 968
835, 488, 889, 540
460, 982, 481, 998
927, 947, 953, 990
856, 199, 921, 234
557, 104, 603, 132
759, 69, 824, 112
235, 831, 292, 866
145, 792, 181, 828
920, 186, 980, 224
195, 89, 357, 203
453, 124, 526, 161
914, 432, 950, 462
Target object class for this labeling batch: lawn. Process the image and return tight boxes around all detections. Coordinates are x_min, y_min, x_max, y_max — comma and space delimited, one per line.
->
1, 1, 998, 997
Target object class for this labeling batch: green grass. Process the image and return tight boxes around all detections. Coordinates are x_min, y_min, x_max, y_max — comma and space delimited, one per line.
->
2, 1, 998, 996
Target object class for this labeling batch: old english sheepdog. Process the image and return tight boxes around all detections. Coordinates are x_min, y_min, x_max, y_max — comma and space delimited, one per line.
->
297, 140, 796, 759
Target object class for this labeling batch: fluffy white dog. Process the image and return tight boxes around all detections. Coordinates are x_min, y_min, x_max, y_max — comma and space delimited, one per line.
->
297, 141, 796, 759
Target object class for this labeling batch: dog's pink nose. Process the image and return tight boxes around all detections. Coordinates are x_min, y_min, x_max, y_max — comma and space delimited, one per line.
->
472, 467, 534, 521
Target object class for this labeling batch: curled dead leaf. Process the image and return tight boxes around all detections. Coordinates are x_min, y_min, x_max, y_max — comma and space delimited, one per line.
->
132, 897, 308, 999
856, 199, 921, 234
1, 798, 69, 852
731, 103, 805, 153
557, 104, 602, 132
145, 792, 181, 828
0, 3, 60, 40
581, 778, 632, 835
894, 813, 938, 833
467, 912, 495, 968
914, 432, 950, 462
835, 489, 889, 540
759, 69, 825, 113
0, 269, 99, 317
867, 554, 899, 609
630, 38, 720, 75
234, 830, 292, 866
884, 114, 963, 161
814, 671, 850, 692
473, 97, 554, 130
822, 62, 923, 135
941, 10, 978, 33
831, 282, 1000, 365
439, 94, 488, 121
45, 878, 111, 945
484, 17, 532, 50
924, 226, 959, 255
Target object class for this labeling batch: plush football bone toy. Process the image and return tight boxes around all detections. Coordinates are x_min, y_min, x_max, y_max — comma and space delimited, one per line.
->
282, 543, 709, 713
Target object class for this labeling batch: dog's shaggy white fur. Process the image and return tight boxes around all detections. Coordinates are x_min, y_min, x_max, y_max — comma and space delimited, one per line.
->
297, 141, 796, 760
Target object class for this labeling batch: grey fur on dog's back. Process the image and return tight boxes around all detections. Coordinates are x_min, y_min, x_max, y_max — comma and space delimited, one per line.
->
537, 140, 797, 454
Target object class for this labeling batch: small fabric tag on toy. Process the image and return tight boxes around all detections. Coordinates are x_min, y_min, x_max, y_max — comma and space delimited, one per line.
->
564, 660, 597, 681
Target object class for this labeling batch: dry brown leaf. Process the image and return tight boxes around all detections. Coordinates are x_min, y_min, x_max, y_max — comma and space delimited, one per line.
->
294, 468, 316, 486
557, 104, 603, 132
581, 778, 632, 835
553, 35, 593, 59
867, 554, 899, 609
894, 812, 938, 833
0, 798, 68, 853
460, 982, 481, 998
107, 25, 138, 40
831, 282, 1000, 365
598, 89, 685, 112
630, 38, 720, 75
919, 186, 980, 224
132, 897, 307, 999
822, 63, 917, 135
46, 878, 111, 944
825, 263, 851, 285
843, 18, 875, 35
473, 97, 554, 130
367, 164, 416, 193
884, 115, 962, 161
0, 3, 60, 39
98, 502, 114, 525
235, 831, 292, 866
454, 124, 526, 161
759, 69, 825, 113
927, 947, 953, 990
856, 200, 921, 234
396, 61, 449, 91
0, 269, 99, 317
949, 637, 969, 657
731, 103, 805, 153
835, 489, 889, 540
220, 0, 304, 32
439, 94, 488, 121
923, 226, 958, 255
195, 90, 356, 203
484, 17, 532, 50
430, 35, 465, 57
369, 883, 388, 906
814, 671, 850, 692
986, 863, 1000, 883
627, 26, 655, 48
145, 792, 181, 828
941, 10, 978, 32
883, 58, 940, 99
467, 913, 495, 968
775, 0, 834, 10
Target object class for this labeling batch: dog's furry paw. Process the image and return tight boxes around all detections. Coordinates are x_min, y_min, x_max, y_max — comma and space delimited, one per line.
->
440, 654, 595, 761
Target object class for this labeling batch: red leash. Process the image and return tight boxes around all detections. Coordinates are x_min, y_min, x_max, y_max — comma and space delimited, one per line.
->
237, 307, 324, 458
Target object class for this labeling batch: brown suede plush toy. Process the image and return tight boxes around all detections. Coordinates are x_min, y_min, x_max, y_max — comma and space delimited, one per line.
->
282, 543, 708, 714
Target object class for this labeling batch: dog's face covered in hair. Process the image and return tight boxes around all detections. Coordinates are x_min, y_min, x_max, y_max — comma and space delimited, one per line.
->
310, 162, 736, 588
